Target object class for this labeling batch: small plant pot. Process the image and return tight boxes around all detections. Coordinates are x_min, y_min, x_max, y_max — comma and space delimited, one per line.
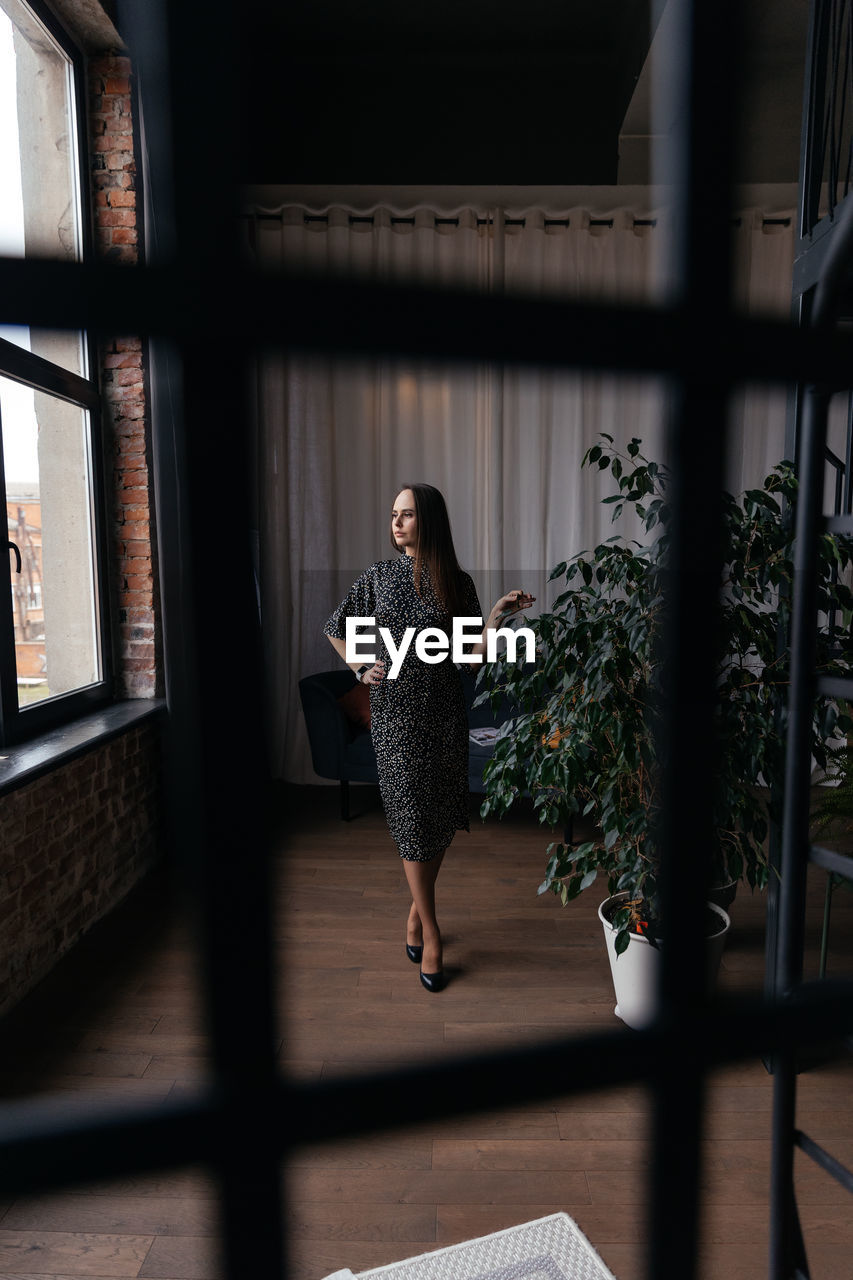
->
598, 892, 731, 1030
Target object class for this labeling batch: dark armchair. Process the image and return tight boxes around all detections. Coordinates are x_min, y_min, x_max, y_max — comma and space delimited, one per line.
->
298, 667, 514, 820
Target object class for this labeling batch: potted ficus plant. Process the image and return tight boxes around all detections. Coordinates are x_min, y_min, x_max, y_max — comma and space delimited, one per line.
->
476, 435, 853, 1027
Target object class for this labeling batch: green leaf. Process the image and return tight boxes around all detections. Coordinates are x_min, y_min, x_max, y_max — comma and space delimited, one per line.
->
819, 703, 839, 739
614, 928, 631, 956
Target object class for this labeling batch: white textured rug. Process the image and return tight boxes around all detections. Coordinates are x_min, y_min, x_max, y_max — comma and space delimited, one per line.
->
321, 1213, 617, 1280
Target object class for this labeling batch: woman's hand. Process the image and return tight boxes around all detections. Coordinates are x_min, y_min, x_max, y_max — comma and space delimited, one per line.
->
361, 660, 386, 685
493, 589, 536, 621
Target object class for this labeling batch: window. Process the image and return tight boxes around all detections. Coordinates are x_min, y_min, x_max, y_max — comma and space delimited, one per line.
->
0, 0, 111, 741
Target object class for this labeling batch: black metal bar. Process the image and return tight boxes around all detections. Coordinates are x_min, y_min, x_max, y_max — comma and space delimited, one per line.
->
281, 983, 853, 1141
828, 0, 846, 213
795, 1129, 853, 1192
0, 1091, 218, 1197
826, 476, 845, 540
799, 0, 829, 238
770, 381, 829, 1280
4, 255, 853, 387
771, 35, 853, 1268
829, 454, 844, 636
770, 181, 853, 1280
247, 211, 787, 230
847, 2, 853, 196
771, 1044, 813, 1280
810, 843, 853, 878
769, 355, 807, 1012
819, 873, 835, 978
812, 137, 853, 326
645, 1, 745, 1274
845, 391, 853, 512
0, 338, 99, 412
116, 1, 285, 1276
3, 984, 853, 1197
0, 393, 20, 742
825, 2, 840, 207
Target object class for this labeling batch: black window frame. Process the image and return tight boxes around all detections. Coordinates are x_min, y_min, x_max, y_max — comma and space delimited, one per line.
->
1, 4, 853, 1280
0, 0, 114, 746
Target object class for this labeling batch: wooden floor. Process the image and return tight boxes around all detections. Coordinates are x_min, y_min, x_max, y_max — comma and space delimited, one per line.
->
1, 782, 852, 1280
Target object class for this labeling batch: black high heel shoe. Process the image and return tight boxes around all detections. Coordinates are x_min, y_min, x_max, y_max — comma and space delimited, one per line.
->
405, 943, 423, 964
419, 969, 446, 993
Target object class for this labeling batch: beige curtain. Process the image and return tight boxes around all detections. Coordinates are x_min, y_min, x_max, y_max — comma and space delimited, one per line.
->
247, 200, 795, 783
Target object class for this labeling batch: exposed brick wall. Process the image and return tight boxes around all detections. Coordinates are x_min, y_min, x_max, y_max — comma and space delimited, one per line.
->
88, 54, 161, 699
0, 720, 163, 1017
89, 55, 136, 264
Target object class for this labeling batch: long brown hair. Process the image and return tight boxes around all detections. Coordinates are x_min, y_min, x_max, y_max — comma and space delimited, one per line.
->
389, 483, 470, 620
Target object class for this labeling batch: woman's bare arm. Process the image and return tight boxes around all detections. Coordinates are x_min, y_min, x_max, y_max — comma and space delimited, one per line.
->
325, 633, 385, 683
467, 590, 536, 660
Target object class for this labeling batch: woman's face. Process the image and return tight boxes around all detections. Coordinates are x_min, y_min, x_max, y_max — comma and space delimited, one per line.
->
391, 489, 418, 555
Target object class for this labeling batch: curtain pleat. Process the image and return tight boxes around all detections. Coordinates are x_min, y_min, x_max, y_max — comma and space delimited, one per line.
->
248, 202, 795, 783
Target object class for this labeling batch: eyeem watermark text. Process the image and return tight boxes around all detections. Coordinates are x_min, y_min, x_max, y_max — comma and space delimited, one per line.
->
345, 616, 536, 679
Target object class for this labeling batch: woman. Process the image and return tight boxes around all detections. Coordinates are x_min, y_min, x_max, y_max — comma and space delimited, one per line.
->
323, 483, 534, 993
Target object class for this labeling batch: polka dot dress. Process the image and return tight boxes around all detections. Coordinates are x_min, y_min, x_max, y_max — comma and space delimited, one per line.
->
324, 554, 483, 862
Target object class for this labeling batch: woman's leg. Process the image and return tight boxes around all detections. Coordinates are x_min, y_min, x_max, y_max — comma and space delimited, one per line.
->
406, 848, 445, 947
407, 900, 423, 948
403, 851, 446, 974
406, 849, 445, 944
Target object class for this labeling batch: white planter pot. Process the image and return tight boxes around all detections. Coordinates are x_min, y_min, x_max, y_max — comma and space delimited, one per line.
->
598, 892, 731, 1030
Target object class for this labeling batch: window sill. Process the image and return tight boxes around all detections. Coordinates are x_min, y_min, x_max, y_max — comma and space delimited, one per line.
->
0, 699, 167, 798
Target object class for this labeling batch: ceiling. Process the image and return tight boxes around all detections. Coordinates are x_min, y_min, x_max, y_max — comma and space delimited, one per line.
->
233, 0, 812, 187
234, 0, 655, 184
72, 0, 809, 188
